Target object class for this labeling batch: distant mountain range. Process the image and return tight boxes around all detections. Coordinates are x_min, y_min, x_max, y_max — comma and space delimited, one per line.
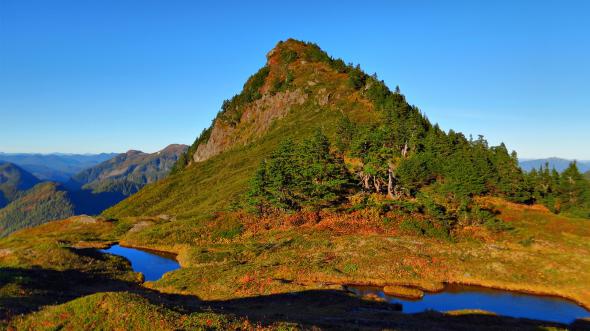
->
519, 158, 590, 173
67, 144, 188, 195
0, 144, 187, 237
0, 153, 117, 182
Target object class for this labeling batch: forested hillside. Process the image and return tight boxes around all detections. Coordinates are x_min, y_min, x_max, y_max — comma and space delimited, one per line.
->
0, 182, 74, 237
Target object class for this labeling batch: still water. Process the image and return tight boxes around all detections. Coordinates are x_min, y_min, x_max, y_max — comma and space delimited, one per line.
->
347, 285, 590, 324
100, 244, 180, 281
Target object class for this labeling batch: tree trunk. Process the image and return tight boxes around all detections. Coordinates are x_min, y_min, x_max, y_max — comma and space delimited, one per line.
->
402, 142, 409, 158
373, 176, 381, 193
359, 172, 370, 190
387, 168, 394, 199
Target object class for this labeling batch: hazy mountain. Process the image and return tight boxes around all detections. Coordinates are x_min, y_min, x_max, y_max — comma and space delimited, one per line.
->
67, 144, 188, 195
0, 153, 118, 182
519, 158, 590, 173
0, 162, 41, 208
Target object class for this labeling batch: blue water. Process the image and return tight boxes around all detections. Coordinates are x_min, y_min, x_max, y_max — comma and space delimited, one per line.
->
348, 285, 590, 324
100, 244, 180, 281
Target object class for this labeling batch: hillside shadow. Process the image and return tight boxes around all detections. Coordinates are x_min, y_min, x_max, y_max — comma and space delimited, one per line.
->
67, 189, 126, 215
1, 265, 588, 330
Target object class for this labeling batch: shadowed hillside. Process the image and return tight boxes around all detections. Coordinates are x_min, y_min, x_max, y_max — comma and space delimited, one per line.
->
0, 162, 40, 208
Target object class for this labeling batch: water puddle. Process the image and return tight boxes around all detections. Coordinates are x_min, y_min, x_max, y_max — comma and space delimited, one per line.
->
100, 244, 180, 281
346, 285, 590, 324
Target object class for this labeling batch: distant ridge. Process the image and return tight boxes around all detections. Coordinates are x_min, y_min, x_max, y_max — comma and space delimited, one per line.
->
67, 144, 188, 196
0, 152, 118, 182
519, 158, 590, 173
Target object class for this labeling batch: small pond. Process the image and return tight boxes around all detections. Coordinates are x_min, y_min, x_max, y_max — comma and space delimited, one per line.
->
347, 285, 590, 324
100, 244, 180, 281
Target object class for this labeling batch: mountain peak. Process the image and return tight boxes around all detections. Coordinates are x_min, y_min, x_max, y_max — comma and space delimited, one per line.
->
266, 39, 321, 64
160, 144, 189, 154
177, 40, 359, 164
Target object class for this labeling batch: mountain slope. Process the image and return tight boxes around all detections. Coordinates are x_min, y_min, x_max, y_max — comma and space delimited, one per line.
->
520, 158, 590, 173
0, 153, 117, 182
0, 162, 41, 208
0, 182, 74, 237
106, 39, 527, 221
105, 40, 382, 219
68, 144, 187, 196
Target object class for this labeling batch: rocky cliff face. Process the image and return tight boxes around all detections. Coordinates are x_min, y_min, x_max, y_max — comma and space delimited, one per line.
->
194, 89, 308, 162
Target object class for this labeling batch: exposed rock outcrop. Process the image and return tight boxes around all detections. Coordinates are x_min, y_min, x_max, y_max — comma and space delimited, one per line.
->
193, 88, 307, 162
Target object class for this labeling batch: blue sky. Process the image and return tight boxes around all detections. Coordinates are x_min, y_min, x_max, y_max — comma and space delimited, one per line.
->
1, 1, 588, 159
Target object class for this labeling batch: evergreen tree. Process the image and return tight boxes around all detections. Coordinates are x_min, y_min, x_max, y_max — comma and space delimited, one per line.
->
297, 130, 350, 209
247, 131, 350, 214
558, 162, 590, 216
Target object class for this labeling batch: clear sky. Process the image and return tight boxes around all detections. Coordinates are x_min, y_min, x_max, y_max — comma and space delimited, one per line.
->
1, 1, 588, 159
